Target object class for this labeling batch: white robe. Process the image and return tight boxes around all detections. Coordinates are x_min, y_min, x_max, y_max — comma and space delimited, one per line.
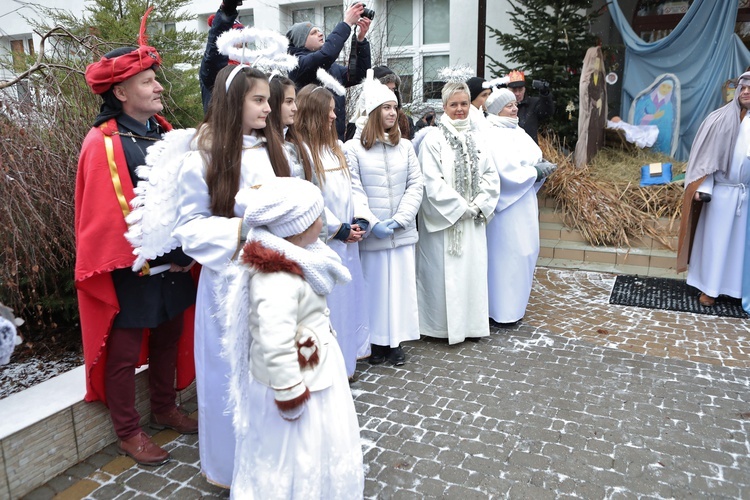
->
416, 117, 500, 344
172, 134, 281, 488
482, 120, 543, 323
687, 115, 750, 298
318, 146, 370, 375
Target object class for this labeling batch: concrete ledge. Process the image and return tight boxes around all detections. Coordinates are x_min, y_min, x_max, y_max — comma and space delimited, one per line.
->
0, 366, 196, 498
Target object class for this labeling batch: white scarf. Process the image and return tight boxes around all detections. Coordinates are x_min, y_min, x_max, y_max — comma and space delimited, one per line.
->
487, 114, 519, 128
439, 114, 481, 256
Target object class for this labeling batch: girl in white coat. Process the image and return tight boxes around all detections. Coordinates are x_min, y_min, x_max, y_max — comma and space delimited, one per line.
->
224, 177, 363, 499
295, 84, 370, 379
172, 65, 293, 488
344, 79, 423, 365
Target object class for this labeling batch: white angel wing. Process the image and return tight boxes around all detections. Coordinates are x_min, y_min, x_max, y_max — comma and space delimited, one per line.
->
219, 260, 253, 434
316, 67, 346, 96
125, 128, 197, 271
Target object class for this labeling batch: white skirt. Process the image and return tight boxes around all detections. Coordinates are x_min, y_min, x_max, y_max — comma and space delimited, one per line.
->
360, 245, 420, 347
327, 240, 370, 375
230, 344, 364, 499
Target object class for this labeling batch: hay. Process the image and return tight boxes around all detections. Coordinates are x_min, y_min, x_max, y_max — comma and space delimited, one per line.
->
539, 136, 680, 249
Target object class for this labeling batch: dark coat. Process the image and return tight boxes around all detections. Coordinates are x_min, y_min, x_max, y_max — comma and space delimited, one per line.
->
288, 22, 371, 141
111, 114, 196, 329
517, 92, 555, 143
199, 8, 237, 113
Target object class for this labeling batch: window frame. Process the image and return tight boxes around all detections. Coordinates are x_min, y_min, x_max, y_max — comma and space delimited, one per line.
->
385, 0, 450, 105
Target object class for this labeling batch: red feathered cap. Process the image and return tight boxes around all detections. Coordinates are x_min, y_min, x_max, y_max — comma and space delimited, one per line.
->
84, 8, 162, 94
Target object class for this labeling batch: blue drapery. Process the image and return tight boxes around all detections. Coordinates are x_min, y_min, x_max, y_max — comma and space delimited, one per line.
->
608, 0, 750, 160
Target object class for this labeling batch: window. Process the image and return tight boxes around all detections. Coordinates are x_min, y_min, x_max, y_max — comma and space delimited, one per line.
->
423, 0, 449, 44
324, 6, 343, 37
386, 0, 450, 103
10, 38, 33, 71
238, 13, 254, 27
387, 57, 414, 103
164, 22, 176, 32
422, 54, 449, 100
387, 0, 413, 46
292, 8, 315, 25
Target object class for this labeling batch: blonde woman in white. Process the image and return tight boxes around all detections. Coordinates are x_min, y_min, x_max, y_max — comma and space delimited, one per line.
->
416, 81, 500, 344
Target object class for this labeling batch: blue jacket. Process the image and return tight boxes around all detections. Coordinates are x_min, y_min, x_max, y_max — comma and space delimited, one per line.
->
288, 22, 371, 140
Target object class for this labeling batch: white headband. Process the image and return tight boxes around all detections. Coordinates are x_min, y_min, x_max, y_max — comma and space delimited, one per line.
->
225, 64, 250, 93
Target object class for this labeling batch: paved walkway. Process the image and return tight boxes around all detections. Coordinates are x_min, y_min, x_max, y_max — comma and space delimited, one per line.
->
25, 268, 750, 499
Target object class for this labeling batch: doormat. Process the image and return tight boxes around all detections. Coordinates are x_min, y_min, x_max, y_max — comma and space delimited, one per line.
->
609, 275, 749, 319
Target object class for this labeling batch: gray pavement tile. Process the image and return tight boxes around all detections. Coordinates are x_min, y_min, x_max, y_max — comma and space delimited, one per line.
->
29, 268, 750, 498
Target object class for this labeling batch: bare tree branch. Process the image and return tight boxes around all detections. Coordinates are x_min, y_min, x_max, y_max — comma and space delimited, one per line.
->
0, 26, 86, 90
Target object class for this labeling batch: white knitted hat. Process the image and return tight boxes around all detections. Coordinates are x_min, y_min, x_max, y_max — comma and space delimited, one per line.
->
485, 88, 516, 115
238, 177, 324, 238
360, 69, 398, 117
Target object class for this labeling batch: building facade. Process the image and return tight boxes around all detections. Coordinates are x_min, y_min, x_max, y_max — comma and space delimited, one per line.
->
1, 0, 517, 108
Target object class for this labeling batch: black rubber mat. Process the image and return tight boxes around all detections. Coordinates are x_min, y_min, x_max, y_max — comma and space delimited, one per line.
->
609, 275, 749, 319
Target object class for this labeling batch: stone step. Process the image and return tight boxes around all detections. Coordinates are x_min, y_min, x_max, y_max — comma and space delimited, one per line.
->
535, 196, 682, 277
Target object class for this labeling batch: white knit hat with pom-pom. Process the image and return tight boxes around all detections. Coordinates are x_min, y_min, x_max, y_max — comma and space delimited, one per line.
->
237, 177, 324, 238
360, 69, 398, 117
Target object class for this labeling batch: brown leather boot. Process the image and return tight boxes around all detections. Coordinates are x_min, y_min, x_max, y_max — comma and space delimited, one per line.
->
150, 407, 199, 434
118, 431, 170, 466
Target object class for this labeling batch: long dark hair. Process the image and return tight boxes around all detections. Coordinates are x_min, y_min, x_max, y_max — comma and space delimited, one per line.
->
198, 65, 290, 217
268, 75, 313, 182
295, 84, 347, 184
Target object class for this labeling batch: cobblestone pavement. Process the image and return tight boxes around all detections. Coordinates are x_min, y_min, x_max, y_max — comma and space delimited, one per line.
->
26, 268, 750, 499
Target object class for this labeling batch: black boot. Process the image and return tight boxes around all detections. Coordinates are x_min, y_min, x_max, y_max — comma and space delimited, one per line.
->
388, 345, 406, 366
369, 344, 389, 365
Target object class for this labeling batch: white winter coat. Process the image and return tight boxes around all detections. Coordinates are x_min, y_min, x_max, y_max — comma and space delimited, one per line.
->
249, 270, 337, 405
344, 138, 424, 251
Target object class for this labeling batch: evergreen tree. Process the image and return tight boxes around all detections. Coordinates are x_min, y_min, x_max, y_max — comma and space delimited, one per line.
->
32, 0, 204, 127
487, 0, 601, 147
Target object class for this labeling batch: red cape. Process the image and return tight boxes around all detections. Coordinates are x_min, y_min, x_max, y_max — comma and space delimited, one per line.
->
75, 117, 195, 403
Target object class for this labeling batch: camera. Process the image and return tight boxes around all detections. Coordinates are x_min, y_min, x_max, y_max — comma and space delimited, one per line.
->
531, 79, 549, 91
361, 4, 375, 20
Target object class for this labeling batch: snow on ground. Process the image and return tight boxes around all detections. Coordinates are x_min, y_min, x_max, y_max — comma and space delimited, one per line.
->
0, 354, 82, 399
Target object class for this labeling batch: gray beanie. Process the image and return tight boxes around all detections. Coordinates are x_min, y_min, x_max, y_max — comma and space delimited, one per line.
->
485, 88, 516, 115
286, 22, 314, 49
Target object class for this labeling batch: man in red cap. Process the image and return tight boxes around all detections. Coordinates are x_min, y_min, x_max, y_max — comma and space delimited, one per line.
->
76, 25, 198, 466
506, 69, 555, 143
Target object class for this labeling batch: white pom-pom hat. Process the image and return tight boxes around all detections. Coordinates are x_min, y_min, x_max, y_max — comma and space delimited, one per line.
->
360, 69, 398, 117
238, 178, 324, 238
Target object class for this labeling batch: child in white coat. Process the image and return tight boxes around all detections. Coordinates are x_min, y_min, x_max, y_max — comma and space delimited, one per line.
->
224, 177, 364, 499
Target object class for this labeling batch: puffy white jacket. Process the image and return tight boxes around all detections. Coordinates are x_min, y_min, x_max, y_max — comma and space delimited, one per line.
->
344, 137, 424, 251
